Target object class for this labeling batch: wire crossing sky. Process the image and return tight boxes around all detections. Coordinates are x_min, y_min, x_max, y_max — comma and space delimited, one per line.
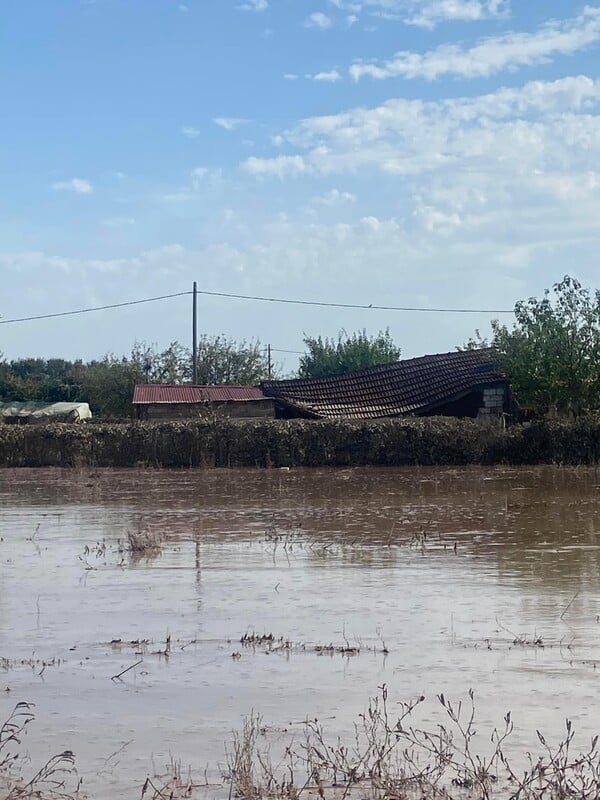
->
1, 1, 598, 365
0, 289, 514, 325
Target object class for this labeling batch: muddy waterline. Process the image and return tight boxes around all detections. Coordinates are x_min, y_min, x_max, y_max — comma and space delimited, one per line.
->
1, 466, 600, 797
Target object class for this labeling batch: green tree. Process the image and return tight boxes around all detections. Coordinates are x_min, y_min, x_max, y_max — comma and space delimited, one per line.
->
299, 329, 401, 379
194, 335, 270, 384
457, 330, 489, 351
0, 357, 81, 402
79, 356, 145, 418
490, 276, 600, 415
129, 341, 191, 384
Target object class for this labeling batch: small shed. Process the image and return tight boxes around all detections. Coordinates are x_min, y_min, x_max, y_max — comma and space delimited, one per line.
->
261, 349, 512, 421
133, 384, 276, 421
0, 401, 92, 424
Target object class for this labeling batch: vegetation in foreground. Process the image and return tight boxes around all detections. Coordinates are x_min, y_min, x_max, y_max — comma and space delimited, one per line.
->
2, 415, 600, 468
225, 686, 600, 800
4, 688, 600, 799
0, 703, 79, 799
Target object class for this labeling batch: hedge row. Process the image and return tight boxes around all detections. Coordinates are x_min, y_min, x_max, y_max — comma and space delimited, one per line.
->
1, 416, 600, 467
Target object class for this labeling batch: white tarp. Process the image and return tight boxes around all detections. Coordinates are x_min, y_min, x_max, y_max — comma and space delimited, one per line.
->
0, 402, 92, 424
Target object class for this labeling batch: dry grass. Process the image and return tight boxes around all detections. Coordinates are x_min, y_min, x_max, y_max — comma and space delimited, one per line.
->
127, 530, 163, 553
225, 687, 600, 800
0, 703, 81, 799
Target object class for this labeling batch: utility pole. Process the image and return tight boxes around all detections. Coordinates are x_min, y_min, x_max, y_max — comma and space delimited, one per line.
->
267, 343, 272, 380
192, 281, 198, 384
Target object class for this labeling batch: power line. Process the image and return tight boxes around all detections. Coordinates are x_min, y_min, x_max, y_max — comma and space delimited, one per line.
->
0, 291, 191, 325
0, 288, 515, 326
194, 288, 514, 314
270, 348, 305, 355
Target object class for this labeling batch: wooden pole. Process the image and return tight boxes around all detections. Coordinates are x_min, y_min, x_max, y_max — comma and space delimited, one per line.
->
267, 343, 272, 379
192, 281, 198, 384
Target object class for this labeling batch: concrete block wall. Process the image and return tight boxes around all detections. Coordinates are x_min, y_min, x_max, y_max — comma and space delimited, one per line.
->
478, 386, 506, 416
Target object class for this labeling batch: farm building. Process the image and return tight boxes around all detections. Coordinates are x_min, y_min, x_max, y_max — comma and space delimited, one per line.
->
261, 349, 511, 420
133, 384, 276, 420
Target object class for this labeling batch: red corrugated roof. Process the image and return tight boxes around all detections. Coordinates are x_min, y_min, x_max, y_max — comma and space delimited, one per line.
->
133, 384, 267, 404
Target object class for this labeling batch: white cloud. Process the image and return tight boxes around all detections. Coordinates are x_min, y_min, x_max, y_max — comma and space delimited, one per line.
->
284, 73, 299, 80
312, 188, 357, 206
233, 73, 600, 288
406, 0, 509, 28
238, 0, 268, 9
305, 12, 333, 29
327, 0, 508, 27
190, 166, 223, 189
350, 6, 600, 80
213, 117, 249, 131
190, 167, 208, 189
181, 126, 201, 138
244, 154, 309, 178
52, 178, 93, 194
243, 75, 600, 181
313, 69, 343, 82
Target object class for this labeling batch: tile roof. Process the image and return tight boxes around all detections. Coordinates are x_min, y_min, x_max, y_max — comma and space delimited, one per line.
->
133, 384, 267, 404
261, 349, 506, 419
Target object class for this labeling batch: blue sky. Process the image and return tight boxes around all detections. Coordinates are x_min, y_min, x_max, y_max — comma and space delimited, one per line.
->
2, 0, 599, 369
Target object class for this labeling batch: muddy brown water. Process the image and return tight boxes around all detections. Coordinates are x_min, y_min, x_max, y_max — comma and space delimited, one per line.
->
1, 466, 600, 797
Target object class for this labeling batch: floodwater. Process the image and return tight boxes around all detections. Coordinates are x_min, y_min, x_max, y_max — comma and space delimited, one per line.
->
2, 466, 600, 797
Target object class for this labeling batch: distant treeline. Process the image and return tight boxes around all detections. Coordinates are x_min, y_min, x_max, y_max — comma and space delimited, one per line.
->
0, 339, 269, 418
2, 416, 600, 468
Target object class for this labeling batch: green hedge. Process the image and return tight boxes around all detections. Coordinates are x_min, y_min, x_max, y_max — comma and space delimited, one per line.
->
2, 416, 600, 467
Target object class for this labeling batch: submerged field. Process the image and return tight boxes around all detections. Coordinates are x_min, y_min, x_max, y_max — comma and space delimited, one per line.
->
2, 466, 600, 798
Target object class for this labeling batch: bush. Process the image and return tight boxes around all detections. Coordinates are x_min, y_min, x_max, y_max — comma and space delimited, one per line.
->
2, 416, 600, 468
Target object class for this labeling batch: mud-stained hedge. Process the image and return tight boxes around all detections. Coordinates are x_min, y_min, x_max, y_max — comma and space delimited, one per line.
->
2, 416, 600, 467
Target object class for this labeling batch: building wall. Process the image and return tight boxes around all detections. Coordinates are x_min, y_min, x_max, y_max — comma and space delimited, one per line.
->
138, 400, 275, 420
419, 382, 510, 420
477, 385, 507, 417
224, 400, 275, 419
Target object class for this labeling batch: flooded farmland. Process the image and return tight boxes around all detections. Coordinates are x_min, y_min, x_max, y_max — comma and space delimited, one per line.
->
2, 465, 600, 798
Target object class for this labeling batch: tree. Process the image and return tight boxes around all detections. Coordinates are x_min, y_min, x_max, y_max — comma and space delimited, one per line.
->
130, 341, 191, 384
490, 276, 600, 415
194, 335, 270, 384
0, 357, 82, 402
457, 330, 489, 351
299, 329, 401, 379
80, 355, 146, 418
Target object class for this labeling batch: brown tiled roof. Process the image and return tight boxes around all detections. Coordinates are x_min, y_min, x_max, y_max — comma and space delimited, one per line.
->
261, 349, 505, 419
133, 384, 267, 404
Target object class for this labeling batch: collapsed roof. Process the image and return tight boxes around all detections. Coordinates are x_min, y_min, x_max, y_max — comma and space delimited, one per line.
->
261, 349, 505, 419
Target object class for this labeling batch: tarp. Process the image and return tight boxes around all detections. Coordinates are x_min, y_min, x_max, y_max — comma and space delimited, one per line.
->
0, 401, 92, 424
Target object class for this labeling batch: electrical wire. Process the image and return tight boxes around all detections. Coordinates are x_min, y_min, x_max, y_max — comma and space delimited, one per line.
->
194, 288, 513, 314
0, 287, 514, 325
0, 292, 191, 325
269, 348, 305, 355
